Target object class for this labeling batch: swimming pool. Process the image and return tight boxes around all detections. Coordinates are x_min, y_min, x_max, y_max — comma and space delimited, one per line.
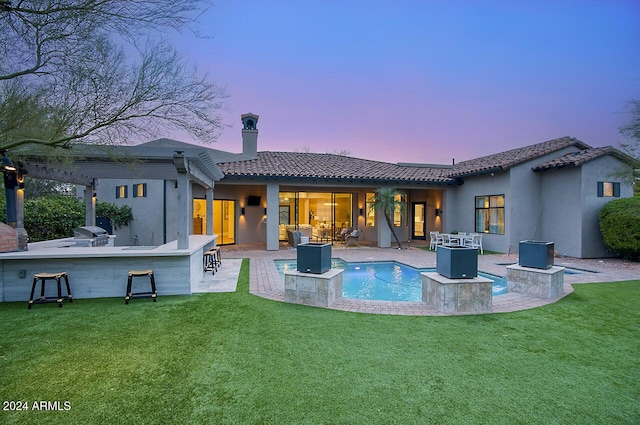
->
274, 259, 507, 302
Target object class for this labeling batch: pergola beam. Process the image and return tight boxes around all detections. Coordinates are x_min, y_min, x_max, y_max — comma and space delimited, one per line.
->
20, 162, 94, 186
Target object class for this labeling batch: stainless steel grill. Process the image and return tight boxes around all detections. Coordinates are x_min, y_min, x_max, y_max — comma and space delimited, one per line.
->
73, 226, 109, 247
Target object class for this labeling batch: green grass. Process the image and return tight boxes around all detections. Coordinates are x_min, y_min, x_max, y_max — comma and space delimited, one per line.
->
1, 259, 638, 424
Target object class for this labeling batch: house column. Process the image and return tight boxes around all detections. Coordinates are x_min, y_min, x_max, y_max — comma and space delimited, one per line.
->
84, 183, 96, 227
173, 152, 191, 249
266, 182, 279, 251
376, 211, 391, 248
205, 186, 214, 235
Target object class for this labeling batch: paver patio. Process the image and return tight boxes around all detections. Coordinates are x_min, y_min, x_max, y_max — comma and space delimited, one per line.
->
217, 240, 640, 316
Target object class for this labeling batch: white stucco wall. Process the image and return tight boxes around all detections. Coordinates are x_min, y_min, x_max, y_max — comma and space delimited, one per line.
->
539, 166, 583, 257
446, 172, 511, 253
536, 155, 633, 258
96, 179, 171, 246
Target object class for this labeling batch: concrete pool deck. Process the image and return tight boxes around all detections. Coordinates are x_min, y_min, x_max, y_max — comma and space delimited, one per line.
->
220, 241, 640, 316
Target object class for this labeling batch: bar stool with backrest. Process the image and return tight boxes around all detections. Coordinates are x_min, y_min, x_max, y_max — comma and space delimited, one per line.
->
125, 269, 157, 304
28, 272, 72, 309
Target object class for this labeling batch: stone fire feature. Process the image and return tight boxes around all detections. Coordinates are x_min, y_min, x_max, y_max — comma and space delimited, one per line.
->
284, 268, 343, 307
506, 264, 565, 298
422, 272, 493, 314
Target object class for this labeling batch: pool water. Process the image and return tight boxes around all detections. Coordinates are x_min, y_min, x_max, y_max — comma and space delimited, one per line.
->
274, 260, 507, 302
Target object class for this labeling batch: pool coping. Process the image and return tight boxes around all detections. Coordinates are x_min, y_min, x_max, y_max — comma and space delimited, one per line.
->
273, 258, 509, 300
225, 248, 596, 316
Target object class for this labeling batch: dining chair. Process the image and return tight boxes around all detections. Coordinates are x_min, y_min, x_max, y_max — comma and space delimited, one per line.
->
469, 233, 483, 254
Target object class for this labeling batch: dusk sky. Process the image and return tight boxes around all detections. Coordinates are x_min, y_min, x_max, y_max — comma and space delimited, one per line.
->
171, 1, 640, 164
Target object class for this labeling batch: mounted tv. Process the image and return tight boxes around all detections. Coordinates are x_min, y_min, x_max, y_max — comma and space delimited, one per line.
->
247, 195, 261, 206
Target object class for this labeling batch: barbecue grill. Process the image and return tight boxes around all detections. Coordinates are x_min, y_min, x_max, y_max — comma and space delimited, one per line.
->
73, 226, 109, 247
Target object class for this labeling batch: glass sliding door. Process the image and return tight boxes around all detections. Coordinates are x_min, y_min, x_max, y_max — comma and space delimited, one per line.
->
213, 200, 235, 244
193, 199, 236, 244
279, 191, 352, 242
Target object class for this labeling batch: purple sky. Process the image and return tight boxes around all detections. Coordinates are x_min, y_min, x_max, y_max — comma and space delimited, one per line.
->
171, 0, 640, 164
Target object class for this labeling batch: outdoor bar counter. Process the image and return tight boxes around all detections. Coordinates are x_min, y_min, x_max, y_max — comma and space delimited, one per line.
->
0, 235, 217, 302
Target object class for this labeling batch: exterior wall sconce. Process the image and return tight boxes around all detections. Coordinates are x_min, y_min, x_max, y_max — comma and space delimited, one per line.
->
359, 208, 364, 216
17, 168, 27, 190
435, 208, 442, 217
241, 207, 245, 215
1, 150, 16, 172
264, 208, 267, 216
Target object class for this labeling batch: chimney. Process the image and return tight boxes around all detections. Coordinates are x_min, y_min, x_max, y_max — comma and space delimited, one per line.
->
241, 113, 259, 158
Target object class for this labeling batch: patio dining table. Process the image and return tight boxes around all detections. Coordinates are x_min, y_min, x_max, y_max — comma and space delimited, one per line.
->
444, 233, 473, 247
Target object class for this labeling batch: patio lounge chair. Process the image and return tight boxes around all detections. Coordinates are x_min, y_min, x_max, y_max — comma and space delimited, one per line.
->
345, 229, 361, 247
336, 227, 352, 243
286, 229, 302, 247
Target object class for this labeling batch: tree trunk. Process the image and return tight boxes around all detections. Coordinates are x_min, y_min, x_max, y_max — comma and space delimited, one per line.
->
384, 213, 403, 249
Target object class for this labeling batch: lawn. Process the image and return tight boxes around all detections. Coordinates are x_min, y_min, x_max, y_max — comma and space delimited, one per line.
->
1, 259, 638, 424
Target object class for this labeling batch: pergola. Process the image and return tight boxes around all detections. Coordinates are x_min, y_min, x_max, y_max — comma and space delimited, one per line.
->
5, 143, 223, 250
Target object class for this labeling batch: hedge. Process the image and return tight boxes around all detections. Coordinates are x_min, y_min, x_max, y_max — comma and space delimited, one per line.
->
599, 197, 640, 260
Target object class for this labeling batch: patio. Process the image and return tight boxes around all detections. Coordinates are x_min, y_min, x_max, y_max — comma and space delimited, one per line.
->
218, 240, 640, 315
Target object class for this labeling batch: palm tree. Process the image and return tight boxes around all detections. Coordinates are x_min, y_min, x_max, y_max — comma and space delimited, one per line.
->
369, 187, 405, 249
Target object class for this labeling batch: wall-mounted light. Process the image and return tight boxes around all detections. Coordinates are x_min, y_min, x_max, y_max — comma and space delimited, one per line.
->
17, 167, 27, 190
1, 150, 16, 172
241, 207, 245, 216
435, 208, 442, 217
264, 207, 267, 216
359, 208, 364, 216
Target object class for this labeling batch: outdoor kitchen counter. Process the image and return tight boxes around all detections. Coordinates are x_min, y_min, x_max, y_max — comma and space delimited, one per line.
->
0, 235, 217, 302
0, 235, 217, 259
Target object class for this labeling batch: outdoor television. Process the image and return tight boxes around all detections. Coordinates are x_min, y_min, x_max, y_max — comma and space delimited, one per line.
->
247, 195, 261, 206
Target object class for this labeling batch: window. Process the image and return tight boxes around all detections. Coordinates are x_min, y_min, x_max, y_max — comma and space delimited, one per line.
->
365, 192, 375, 226
116, 185, 127, 199
597, 182, 620, 197
365, 192, 407, 227
133, 183, 147, 198
475, 195, 504, 234
393, 193, 407, 227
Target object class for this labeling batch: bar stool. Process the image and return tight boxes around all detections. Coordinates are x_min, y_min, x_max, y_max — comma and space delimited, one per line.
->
203, 247, 221, 274
125, 269, 157, 304
28, 272, 72, 309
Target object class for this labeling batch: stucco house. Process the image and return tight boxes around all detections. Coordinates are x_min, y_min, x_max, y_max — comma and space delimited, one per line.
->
72, 113, 633, 258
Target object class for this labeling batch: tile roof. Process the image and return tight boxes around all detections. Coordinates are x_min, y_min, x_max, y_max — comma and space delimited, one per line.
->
217, 151, 456, 184
217, 136, 625, 184
532, 146, 632, 171
448, 136, 591, 177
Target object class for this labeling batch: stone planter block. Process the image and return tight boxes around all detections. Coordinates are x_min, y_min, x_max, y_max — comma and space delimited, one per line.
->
422, 272, 492, 313
506, 265, 564, 298
285, 268, 343, 307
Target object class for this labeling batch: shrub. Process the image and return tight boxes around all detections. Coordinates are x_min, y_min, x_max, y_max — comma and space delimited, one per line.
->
599, 197, 640, 260
96, 201, 133, 230
24, 195, 86, 242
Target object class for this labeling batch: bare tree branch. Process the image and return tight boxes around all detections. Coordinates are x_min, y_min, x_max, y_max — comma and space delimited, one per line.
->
1, 0, 226, 152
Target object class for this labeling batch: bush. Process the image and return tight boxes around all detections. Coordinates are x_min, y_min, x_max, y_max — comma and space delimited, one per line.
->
96, 201, 133, 230
24, 195, 86, 242
599, 197, 640, 260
